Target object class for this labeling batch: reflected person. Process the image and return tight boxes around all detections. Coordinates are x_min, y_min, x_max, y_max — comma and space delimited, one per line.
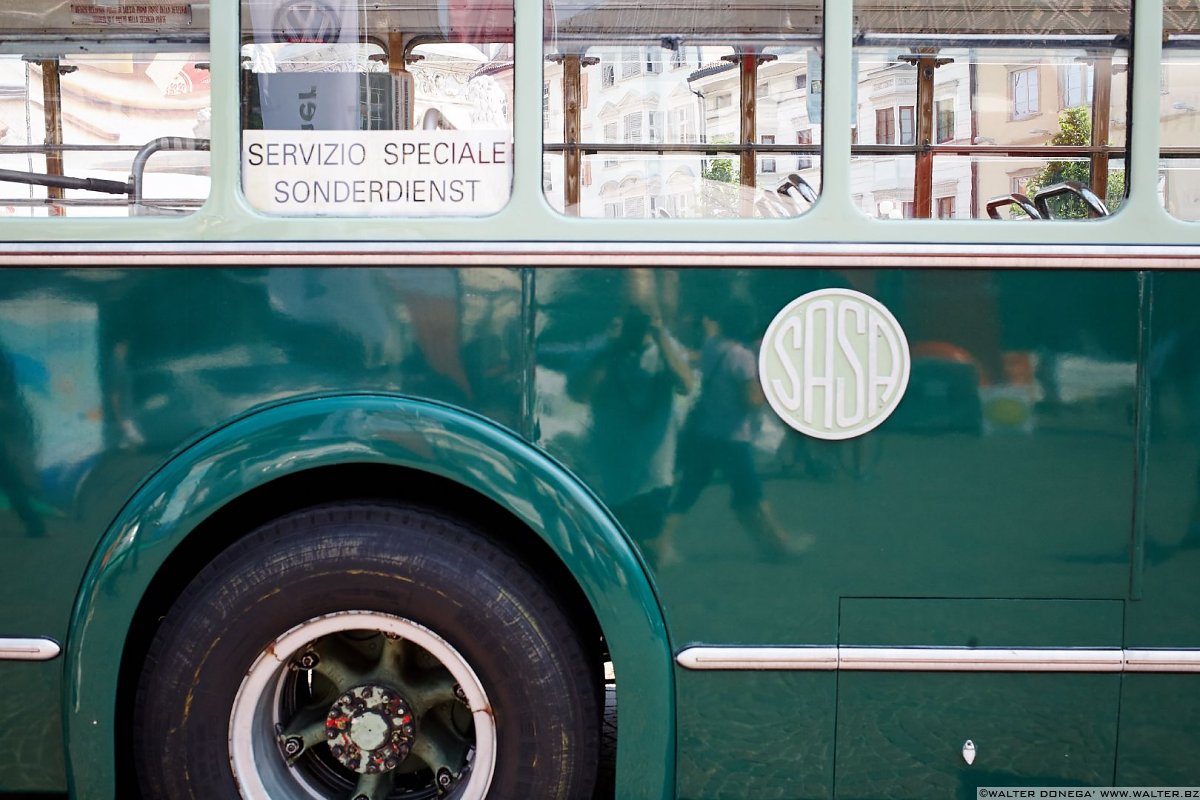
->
652, 299, 797, 564
0, 348, 43, 537
568, 285, 693, 550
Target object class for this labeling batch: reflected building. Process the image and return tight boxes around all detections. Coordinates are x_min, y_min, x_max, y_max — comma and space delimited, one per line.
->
0, 52, 211, 217
543, 38, 821, 218
536, 5, 1200, 222
850, 50, 1130, 219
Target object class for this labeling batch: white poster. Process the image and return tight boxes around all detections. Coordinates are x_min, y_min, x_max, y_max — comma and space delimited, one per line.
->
248, 0, 363, 130
243, 129, 512, 216
256, 73, 365, 131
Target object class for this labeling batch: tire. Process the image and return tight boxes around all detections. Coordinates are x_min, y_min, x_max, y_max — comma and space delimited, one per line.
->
134, 503, 599, 800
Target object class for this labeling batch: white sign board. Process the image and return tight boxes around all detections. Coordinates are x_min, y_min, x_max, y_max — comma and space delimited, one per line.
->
242, 130, 512, 217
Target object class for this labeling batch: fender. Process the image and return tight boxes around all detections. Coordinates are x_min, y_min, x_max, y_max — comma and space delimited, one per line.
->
64, 394, 674, 800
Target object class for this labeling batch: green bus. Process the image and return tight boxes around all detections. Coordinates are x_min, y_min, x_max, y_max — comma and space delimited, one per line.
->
0, 0, 1198, 798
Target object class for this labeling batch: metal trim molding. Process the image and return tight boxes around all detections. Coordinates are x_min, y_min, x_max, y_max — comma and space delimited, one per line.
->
677, 646, 1200, 673
676, 647, 839, 671
838, 647, 1124, 672
1123, 649, 1200, 672
0, 638, 62, 661
3, 241, 1200, 268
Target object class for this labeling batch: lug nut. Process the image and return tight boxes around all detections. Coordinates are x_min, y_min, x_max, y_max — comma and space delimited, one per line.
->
436, 767, 454, 790
295, 651, 320, 670
282, 737, 304, 757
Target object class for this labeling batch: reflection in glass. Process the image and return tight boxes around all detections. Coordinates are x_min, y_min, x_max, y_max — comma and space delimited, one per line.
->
544, 0, 822, 218
240, 1, 514, 217
1160, 160, 1200, 221
0, 297, 103, 537
1160, 21, 1200, 220
566, 270, 694, 556
855, 155, 1129, 220
852, 0, 1130, 220
0, 4, 211, 219
544, 152, 822, 218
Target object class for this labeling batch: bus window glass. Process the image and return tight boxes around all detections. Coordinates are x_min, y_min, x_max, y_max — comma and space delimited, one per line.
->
853, 0, 1130, 220
544, 1, 822, 218
0, 4, 210, 218
1161, 0, 1200, 221
240, 0, 514, 218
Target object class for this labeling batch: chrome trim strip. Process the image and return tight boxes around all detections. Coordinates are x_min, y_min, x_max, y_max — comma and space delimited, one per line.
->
2, 241, 1200, 268
677, 646, 1200, 673
1124, 649, 1200, 673
0, 638, 62, 661
839, 647, 1123, 672
676, 647, 839, 671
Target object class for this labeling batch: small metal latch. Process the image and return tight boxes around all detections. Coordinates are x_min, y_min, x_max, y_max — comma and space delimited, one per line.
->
962, 740, 977, 765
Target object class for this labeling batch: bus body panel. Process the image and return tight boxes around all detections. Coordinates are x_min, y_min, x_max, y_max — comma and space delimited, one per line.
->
0, 263, 1196, 796
0, 266, 526, 792
0, 266, 678, 796
0, 264, 528, 638
535, 267, 1139, 643
1116, 271, 1200, 786
533, 266, 1157, 797
65, 394, 674, 800
836, 671, 1122, 799
0, 663, 67, 792
675, 668, 838, 799
1116, 675, 1200, 787
0, 0, 1194, 793
1127, 271, 1200, 648
834, 599, 1124, 798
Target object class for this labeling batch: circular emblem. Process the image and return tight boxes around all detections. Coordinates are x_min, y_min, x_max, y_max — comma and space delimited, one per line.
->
274, 1, 342, 43
759, 288, 910, 440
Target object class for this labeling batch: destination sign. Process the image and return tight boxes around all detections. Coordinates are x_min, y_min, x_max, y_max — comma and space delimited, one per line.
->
242, 130, 512, 217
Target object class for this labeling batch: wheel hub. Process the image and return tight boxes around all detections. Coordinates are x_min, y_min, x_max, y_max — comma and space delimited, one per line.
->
325, 684, 416, 774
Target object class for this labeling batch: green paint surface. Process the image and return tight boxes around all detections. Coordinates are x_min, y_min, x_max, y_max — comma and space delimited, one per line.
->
0, 264, 1198, 796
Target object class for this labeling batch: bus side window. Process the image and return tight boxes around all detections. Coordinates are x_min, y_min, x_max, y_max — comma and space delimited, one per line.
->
543, 1, 823, 219
0, 7, 211, 218
238, 4, 514, 218
852, 0, 1131, 220
239, 42, 394, 131
1161, 3, 1200, 222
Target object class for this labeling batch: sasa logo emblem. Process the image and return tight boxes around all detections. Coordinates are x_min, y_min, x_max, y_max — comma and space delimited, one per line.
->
759, 289, 911, 440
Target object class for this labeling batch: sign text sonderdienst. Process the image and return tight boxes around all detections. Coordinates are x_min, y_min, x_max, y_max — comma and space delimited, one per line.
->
242, 130, 512, 217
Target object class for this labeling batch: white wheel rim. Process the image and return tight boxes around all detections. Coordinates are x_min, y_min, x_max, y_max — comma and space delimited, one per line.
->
228, 610, 496, 800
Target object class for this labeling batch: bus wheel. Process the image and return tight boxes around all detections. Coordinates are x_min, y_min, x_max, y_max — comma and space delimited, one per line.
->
133, 503, 599, 800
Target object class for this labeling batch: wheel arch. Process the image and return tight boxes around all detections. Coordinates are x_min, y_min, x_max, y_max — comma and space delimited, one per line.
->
65, 394, 674, 800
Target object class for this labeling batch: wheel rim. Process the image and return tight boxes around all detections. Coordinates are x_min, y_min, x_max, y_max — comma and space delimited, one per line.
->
229, 611, 496, 800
